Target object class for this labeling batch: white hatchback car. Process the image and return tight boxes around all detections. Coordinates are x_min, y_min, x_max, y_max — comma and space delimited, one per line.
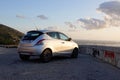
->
18, 30, 79, 62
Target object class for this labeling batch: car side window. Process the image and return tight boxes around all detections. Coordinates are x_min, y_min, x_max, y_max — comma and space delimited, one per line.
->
47, 32, 58, 39
58, 32, 69, 41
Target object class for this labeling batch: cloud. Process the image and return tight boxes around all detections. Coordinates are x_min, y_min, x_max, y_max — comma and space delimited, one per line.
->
64, 22, 76, 29
77, 1, 120, 30
77, 18, 106, 30
37, 15, 48, 20
44, 26, 58, 30
16, 15, 26, 19
97, 1, 120, 27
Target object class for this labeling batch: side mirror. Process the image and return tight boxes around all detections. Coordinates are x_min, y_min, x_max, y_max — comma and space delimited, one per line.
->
67, 38, 72, 41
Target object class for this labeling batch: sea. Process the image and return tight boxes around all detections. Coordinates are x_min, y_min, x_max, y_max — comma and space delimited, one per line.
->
74, 40, 120, 47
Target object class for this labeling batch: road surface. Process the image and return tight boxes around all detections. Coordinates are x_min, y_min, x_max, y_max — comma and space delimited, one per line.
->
0, 47, 120, 80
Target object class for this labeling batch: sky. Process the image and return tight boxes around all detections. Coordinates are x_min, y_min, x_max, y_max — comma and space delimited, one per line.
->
0, 0, 120, 41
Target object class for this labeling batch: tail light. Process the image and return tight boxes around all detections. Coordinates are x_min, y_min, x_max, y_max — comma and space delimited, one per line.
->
35, 39, 45, 45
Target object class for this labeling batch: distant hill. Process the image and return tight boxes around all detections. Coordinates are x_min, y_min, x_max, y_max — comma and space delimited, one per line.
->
0, 24, 24, 45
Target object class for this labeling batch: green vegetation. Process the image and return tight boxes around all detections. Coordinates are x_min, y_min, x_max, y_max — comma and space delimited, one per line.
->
0, 24, 24, 45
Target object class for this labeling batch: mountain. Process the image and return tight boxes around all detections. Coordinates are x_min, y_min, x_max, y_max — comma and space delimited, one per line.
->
0, 24, 24, 45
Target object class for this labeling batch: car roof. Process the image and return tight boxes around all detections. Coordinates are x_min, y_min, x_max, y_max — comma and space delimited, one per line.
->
39, 30, 54, 33
28, 30, 63, 34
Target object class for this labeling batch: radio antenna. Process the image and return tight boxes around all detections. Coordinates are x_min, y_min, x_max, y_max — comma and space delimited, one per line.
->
32, 22, 39, 30
35, 26, 39, 30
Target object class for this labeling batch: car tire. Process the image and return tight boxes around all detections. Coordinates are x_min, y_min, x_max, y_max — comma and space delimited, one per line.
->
71, 48, 78, 58
19, 54, 30, 61
41, 49, 52, 62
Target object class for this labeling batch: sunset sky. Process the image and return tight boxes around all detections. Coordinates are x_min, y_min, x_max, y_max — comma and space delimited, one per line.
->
0, 0, 120, 41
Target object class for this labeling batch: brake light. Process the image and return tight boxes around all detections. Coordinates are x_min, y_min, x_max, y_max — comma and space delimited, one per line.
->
36, 39, 45, 45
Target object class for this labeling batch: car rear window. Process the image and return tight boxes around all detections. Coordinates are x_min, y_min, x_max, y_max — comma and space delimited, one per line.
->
22, 31, 43, 40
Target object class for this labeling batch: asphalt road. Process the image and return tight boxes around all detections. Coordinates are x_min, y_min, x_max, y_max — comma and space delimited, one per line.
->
0, 47, 120, 80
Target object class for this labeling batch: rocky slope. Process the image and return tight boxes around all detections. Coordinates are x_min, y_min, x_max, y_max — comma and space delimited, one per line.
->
0, 24, 24, 45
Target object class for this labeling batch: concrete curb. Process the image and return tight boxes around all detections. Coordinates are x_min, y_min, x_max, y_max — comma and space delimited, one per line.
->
0, 45, 17, 48
79, 45, 120, 68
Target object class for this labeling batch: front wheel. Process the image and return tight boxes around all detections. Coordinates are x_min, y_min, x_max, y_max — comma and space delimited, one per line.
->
19, 54, 30, 61
71, 48, 78, 58
40, 49, 52, 62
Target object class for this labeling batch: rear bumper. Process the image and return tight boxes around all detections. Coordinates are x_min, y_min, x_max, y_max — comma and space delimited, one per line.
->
17, 45, 44, 56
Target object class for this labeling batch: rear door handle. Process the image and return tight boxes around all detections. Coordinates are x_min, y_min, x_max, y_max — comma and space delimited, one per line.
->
61, 42, 65, 44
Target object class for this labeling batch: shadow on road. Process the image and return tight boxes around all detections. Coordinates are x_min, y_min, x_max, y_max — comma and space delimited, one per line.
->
20, 55, 72, 63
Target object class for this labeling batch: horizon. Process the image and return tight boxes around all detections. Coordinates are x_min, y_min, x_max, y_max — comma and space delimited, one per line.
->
1, 0, 120, 41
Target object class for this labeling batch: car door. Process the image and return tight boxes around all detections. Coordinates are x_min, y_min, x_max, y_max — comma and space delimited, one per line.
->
47, 32, 63, 53
58, 32, 74, 54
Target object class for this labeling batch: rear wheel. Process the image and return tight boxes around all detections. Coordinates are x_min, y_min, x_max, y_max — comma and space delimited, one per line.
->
19, 54, 30, 61
71, 48, 78, 58
41, 49, 52, 62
